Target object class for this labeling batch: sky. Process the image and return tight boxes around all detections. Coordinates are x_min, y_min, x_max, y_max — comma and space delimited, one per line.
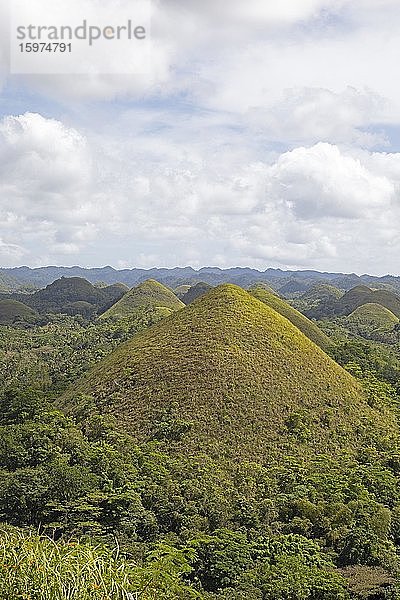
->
0, 0, 400, 275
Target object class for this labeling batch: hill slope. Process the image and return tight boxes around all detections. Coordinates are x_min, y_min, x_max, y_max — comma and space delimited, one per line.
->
301, 283, 343, 303
335, 285, 379, 315
181, 282, 213, 305
250, 286, 331, 350
0, 300, 37, 324
100, 279, 184, 319
347, 303, 399, 331
63, 285, 394, 463
367, 289, 400, 318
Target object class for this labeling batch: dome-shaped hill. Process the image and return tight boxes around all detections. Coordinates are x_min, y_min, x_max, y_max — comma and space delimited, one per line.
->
103, 282, 129, 296
301, 283, 343, 303
347, 303, 399, 331
0, 299, 37, 324
368, 290, 400, 318
181, 282, 213, 305
334, 285, 375, 315
62, 285, 395, 463
250, 286, 331, 351
335, 286, 400, 318
100, 279, 184, 319
23, 277, 108, 315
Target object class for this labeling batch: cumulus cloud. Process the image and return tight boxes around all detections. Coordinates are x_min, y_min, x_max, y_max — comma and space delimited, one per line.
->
245, 87, 387, 147
2, 0, 400, 274
100, 139, 400, 274
267, 143, 395, 219
1, 111, 400, 274
0, 112, 97, 265
1, 0, 398, 116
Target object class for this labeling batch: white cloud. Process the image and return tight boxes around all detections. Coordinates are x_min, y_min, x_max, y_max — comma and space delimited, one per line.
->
1, 0, 398, 118
245, 87, 387, 147
1, 111, 400, 274
0, 112, 97, 265
267, 142, 395, 219
2, 0, 400, 275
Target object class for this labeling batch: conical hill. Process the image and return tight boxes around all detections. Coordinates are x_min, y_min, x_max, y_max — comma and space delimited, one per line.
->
64, 285, 396, 463
100, 279, 184, 319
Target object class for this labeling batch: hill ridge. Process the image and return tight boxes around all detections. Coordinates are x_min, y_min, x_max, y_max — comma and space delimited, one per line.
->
250, 285, 331, 350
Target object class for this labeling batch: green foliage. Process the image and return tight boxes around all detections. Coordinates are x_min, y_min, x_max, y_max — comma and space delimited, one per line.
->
1, 283, 400, 598
249, 555, 349, 600
0, 527, 200, 600
0, 310, 167, 393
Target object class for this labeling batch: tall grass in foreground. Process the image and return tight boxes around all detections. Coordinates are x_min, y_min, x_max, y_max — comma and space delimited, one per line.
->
0, 527, 199, 600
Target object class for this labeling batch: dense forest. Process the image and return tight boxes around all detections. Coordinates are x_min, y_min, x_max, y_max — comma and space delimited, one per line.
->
1, 276, 400, 598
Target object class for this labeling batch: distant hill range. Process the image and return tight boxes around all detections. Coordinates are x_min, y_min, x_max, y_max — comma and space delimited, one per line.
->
1, 265, 400, 295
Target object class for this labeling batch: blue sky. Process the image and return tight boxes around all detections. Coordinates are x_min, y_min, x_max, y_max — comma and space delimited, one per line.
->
0, 0, 400, 275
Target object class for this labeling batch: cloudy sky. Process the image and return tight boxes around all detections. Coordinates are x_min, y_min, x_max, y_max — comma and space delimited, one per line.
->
1, 0, 400, 275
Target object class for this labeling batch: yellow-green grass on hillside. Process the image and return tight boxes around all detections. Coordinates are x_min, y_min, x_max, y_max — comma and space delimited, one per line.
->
0, 299, 37, 324
250, 285, 331, 351
347, 303, 399, 331
63, 285, 396, 464
100, 279, 184, 319
337, 286, 400, 318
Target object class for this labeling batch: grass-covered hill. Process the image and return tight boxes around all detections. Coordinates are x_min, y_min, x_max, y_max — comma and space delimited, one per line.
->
63, 284, 395, 464
335, 286, 400, 317
181, 281, 213, 305
101, 282, 129, 300
0, 299, 37, 325
250, 285, 331, 351
347, 303, 399, 331
277, 279, 309, 297
6, 277, 125, 317
308, 285, 400, 321
100, 279, 184, 319
301, 283, 343, 303
335, 285, 381, 315
367, 289, 400, 318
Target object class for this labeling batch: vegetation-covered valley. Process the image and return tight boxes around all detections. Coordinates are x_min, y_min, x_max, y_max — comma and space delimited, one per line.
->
2, 274, 400, 598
